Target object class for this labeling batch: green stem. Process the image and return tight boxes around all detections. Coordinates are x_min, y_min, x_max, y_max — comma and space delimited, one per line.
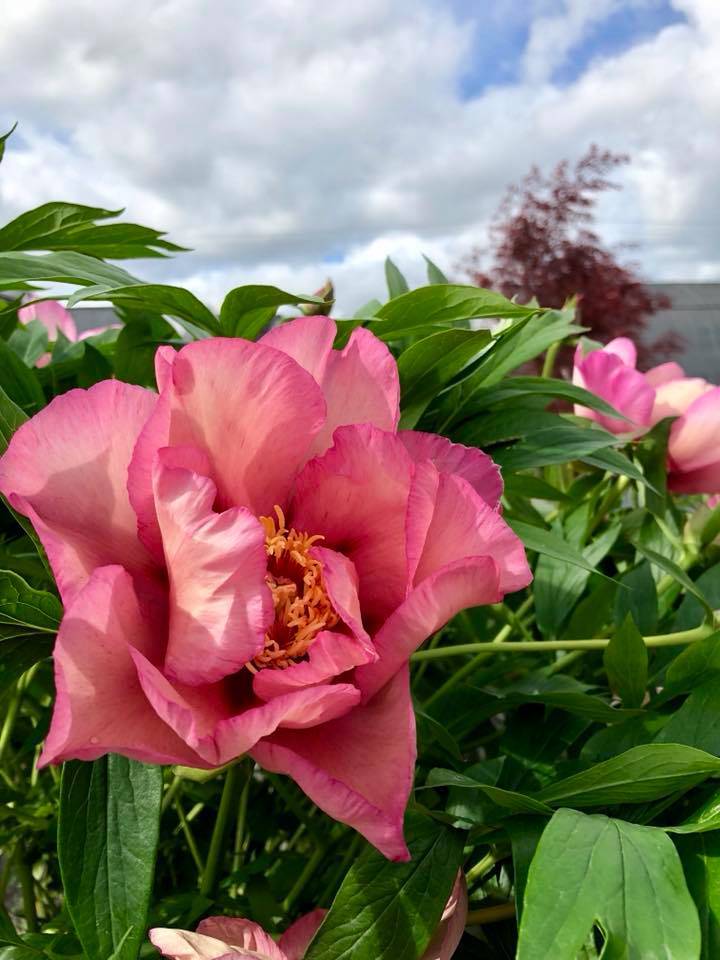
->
586, 474, 630, 538
466, 902, 515, 925
15, 843, 37, 933
200, 763, 241, 897
541, 341, 560, 379
161, 775, 183, 815
465, 851, 497, 885
173, 795, 205, 878
411, 623, 714, 660
232, 762, 253, 876
0, 683, 22, 763
283, 842, 326, 912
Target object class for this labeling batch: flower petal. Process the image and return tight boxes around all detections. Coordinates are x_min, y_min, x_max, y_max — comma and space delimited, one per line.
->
279, 910, 327, 960
132, 649, 361, 767
252, 667, 415, 861
603, 337, 637, 367
40, 566, 204, 767
262, 317, 400, 455
19, 299, 77, 340
399, 430, 502, 507
0, 380, 158, 605
357, 557, 501, 701
153, 453, 272, 685
652, 377, 713, 421
420, 873, 468, 960
291, 425, 414, 626
669, 386, 720, 474
573, 348, 654, 434
197, 919, 286, 960
645, 361, 685, 387
150, 927, 271, 960
128, 339, 327, 558
669, 461, 720, 495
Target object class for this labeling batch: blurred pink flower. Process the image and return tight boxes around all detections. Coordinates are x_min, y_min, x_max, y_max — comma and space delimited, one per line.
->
18, 298, 119, 366
150, 873, 467, 960
0, 316, 530, 859
573, 337, 720, 494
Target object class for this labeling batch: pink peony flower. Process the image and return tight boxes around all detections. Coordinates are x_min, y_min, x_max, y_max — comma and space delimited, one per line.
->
18, 298, 119, 366
149, 873, 467, 960
573, 337, 720, 494
0, 315, 530, 859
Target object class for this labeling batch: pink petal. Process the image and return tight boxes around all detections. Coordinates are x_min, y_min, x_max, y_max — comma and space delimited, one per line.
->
291, 425, 414, 626
40, 566, 205, 767
356, 557, 501, 701
128, 339, 327, 559
652, 377, 713, 421
78, 323, 121, 340
150, 927, 276, 960
645, 361, 686, 387
413, 471, 531, 593
19, 299, 77, 340
262, 317, 400, 456
153, 453, 272, 685
573, 349, 654, 434
399, 431, 502, 507
604, 337, 637, 367
197, 919, 287, 960
668, 386, 720, 473
669, 461, 720, 495
252, 667, 415, 861
312, 545, 371, 647
132, 649, 361, 766
279, 910, 327, 960
0, 380, 158, 605
420, 873, 468, 960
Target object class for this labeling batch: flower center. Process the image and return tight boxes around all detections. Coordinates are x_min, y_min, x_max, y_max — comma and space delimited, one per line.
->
249, 505, 339, 671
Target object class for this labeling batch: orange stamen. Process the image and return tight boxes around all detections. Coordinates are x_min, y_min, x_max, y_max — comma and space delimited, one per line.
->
251, 505, 338, 671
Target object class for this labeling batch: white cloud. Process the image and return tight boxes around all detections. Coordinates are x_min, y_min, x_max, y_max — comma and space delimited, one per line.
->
0, 0, 718, 313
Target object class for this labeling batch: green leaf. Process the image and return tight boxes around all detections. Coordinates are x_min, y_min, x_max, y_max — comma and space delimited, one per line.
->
664, 631, 720, 695
0, 122, 17, 166
353, 298, 382, 319
369, 284, 539, 341
0, 384, 27, 455
425, 769, 552, 815
113, 317, 175, 386
0, 202, 185, 259
536, 743, 720, 808
7, 319, 48, 367
507, 519, 615, 580
502, 474, 571, 502
603, 614, 648, 708
676, 832, 720, 959
517, 808, 700, 959
0, 570, 61, 632
635, 543, 715, 622
493, 423, 618, 472
0, 250, 141, 289
398, 328, 491, 428
0, 340, 45, 413
666, 789, 720, 834
423, 254, 448, 284
674, 563, 720, 632
384, 257, 409, 299
58, 756, 163, 960
657, 680, 720, 756
465, 376, 628, 422
0, 634, 53, 699
219, 285, 326, 338
66, 283, 219, 337
581, 446, 654, 489
613, 561, 659, 635
304, 811, 465, 960
505, 817, 547, 923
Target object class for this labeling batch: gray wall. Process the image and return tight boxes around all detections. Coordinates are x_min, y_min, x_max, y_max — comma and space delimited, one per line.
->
645, 283, 720, 381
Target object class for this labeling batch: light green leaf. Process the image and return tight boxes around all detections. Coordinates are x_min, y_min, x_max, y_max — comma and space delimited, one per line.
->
0, 250, 141, 289
517, 808, 700, 959
604, 614, 648, 708
384, 257, 409, 299
58, 756, 163, 960
0, 384, 27, 455
304, 811, 464, 960
657, 681, 720, 757
66, 282, 219, 336
219, 285, 327, 338
536, 743, 720, 807
423, 254, 448, 285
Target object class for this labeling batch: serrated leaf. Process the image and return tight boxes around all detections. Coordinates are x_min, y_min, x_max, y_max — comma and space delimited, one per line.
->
58, 756, 163, 960
517, 808, 700, 959
304, 811, 464, 960
603, 614, 648, 708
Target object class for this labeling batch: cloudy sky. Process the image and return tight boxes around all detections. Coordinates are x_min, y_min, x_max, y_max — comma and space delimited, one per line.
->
0, 0, 718, 313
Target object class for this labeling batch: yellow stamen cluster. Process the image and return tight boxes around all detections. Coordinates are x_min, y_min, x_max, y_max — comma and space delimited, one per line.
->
249, 505, 339, 671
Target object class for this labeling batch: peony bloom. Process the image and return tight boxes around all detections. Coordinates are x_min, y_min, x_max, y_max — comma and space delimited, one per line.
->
150, 873, 467, 960
573, 337, 720, 494
0, 315, 530, 859
18, 298, 119, 366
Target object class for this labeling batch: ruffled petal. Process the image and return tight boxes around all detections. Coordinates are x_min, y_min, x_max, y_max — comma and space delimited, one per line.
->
128, 339, 326, 558
279, 910, 327, 960
262, 317, 400, 456
40, 566, 204, 767
252, 667, 415, 861
0, 380, 158, 605
197, 919, 286, 960
399, 430, 502, 508
153, 453, 272, 685
573, 349, 654, 434
132, 649, 361, 767
291, 425, 414, 626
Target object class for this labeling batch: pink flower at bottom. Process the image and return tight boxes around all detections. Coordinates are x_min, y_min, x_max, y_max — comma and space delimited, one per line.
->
573, 337, 720, 494
0, 315, 530, 859
150, 873, 467, 960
